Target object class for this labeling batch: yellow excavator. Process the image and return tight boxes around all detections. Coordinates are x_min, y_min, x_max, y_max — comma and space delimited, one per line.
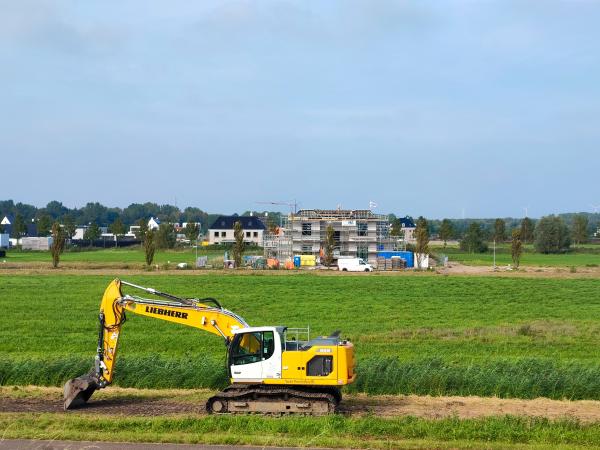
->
64, 279, 356, 414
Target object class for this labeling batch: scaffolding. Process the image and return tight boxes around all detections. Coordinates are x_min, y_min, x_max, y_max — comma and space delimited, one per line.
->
262, 215, 293, 261
286, 209, 399, 264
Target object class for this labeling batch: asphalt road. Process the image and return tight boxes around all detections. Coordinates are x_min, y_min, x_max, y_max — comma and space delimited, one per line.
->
0, 441, 333, 450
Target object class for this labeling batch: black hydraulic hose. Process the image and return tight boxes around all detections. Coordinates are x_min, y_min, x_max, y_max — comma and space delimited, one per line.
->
94, 312, 105, 376
198, 297, 222, 309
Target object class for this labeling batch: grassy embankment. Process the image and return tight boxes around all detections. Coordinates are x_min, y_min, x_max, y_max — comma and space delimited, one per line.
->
1, 274, 600, 399
0, 246, 262, 269
3, 412, 600, 449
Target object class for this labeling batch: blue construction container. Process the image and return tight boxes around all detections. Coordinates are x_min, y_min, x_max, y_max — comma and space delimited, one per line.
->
293, 255, 301, 267
377, 251, 414, 268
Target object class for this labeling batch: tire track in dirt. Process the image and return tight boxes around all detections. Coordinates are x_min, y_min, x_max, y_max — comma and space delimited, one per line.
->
2, 387, 600, 422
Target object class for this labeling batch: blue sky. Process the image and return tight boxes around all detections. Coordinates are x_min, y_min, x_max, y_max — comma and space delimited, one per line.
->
1, 0, 599, 218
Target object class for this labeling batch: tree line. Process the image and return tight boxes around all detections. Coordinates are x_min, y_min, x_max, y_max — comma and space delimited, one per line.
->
389, 212, 598, 243
401, 214, 595, 271
0, 199, 213, 229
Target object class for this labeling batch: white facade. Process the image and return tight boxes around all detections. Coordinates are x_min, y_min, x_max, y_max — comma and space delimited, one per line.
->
209, 228, 264, 245
402, 225, 416, 242
73, 227, 87, 240
73, 226, 108, 240
148, 217, 161, 230
126, 225, 140, 238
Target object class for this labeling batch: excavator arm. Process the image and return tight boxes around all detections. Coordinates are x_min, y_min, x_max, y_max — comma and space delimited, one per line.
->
63, 279, 248, 410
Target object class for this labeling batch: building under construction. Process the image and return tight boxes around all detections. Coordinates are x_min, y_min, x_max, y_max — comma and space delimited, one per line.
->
275, 209, 398, 264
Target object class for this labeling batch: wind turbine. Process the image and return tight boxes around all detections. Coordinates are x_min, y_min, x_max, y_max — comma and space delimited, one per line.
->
590, 204, 600, 214
522, 206, 530, 218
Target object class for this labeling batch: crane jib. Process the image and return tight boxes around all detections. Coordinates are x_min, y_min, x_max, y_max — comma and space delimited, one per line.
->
145, 306, 188, 319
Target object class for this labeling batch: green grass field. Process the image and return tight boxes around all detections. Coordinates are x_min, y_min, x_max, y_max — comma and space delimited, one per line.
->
1, 247, 262, 267
2, 273, 600, 399
2, 243, 599, 269
436, 244, 600, 267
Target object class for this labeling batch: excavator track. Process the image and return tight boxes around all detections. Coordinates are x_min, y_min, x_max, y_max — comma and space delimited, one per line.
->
206, 385, 341, 415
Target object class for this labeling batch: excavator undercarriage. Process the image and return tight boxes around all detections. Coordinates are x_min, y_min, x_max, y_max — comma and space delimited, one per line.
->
207, 385, 341, 415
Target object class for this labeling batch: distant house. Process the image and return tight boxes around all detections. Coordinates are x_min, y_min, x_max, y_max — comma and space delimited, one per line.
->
126, 225, 141, 238
0, 215, 37, 246
73, 226, 88, 240
208, 215, 265, 245
1, 215, 13, 226
148, 217, 161, 230
398, 217, 416, 242
73, 225, 108, 240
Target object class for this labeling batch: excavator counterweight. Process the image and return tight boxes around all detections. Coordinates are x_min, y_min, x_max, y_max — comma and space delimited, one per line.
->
63, 279, 356, 414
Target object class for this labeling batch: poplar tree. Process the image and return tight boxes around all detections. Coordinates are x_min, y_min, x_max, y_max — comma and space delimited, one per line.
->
232, 221, 245, 267
50, 222, 65, 268
324, 224, 335, 267
511, 229, 523, 269
414, 216, 429, 269
144, 229, 156, 266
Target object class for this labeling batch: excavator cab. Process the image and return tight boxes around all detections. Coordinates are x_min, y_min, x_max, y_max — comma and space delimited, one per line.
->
228, 327, 282, 381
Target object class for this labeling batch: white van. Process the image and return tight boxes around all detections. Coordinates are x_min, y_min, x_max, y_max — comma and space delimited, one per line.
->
338, 258, 373, 272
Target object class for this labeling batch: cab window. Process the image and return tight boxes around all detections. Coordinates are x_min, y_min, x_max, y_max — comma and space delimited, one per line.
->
231, 331, 275, 365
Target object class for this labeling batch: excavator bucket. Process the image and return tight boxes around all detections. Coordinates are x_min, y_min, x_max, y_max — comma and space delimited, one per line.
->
63, 374, 99, 410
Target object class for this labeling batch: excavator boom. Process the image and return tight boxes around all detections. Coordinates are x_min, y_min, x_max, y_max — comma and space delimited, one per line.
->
64, 279, 248, 409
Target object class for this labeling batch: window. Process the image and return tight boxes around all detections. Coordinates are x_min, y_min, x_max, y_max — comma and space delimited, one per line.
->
221, 231, 226, 237
253, 232, 258, 238
246, 231, 251, 238
302, 223, 312, 236
230, 331, 275, 366
301, 244, 312, 253
214, 231, 219, 238
357, 222, 368, 237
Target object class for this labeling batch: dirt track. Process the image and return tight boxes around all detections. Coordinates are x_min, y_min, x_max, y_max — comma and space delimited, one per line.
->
1, 261, 600, 278
3, 386, 600, 423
